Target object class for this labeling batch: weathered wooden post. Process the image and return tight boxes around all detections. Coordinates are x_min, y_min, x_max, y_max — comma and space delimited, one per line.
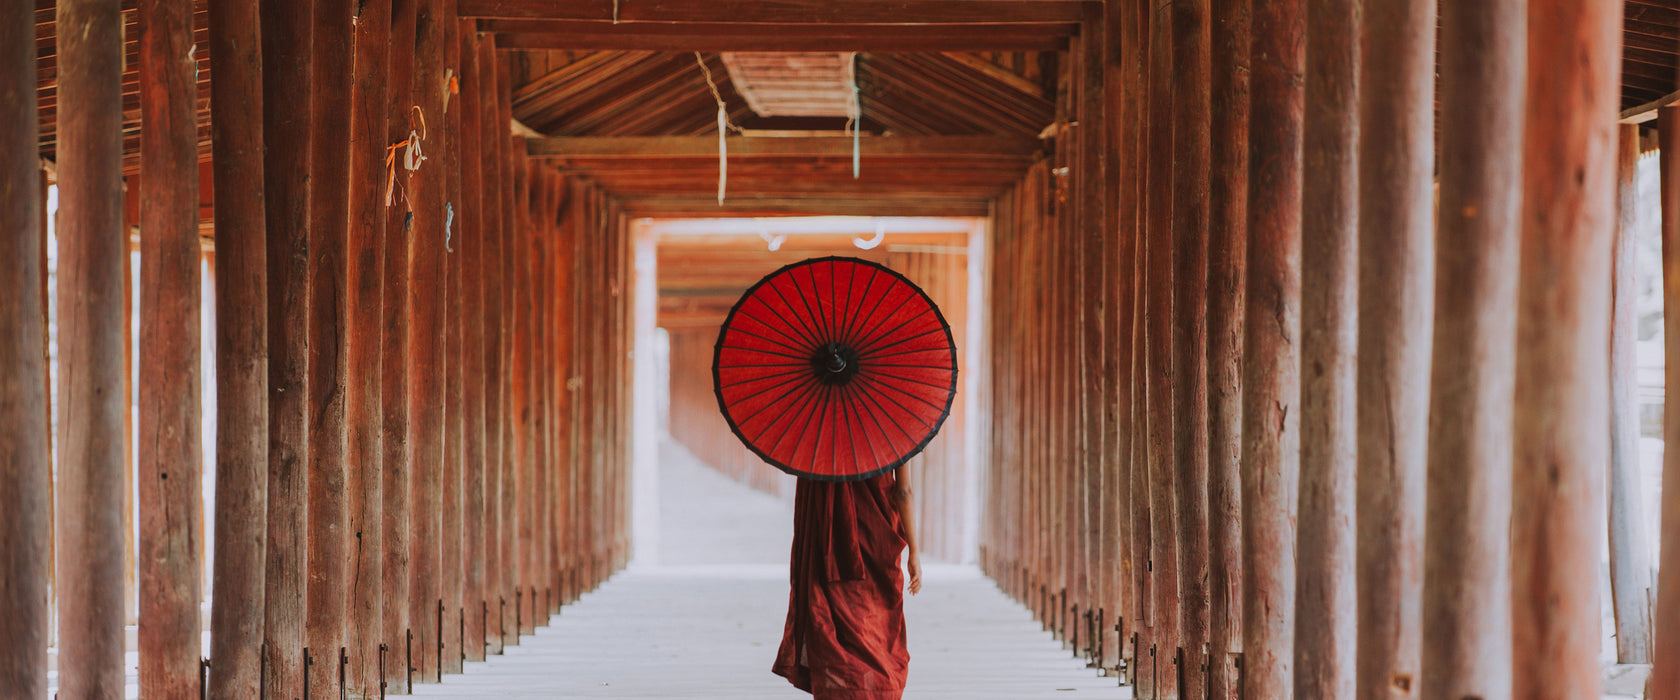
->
1608, 124, 1655, 666
478, 34, 509, 657
409, 0, 451, 681
440, 3, 466, 674
1421, 3, 1522, 697
1356, 2, 1435, 697
382, 0, 419, 690
0, 4, 49, 695
1295, 0, 1358, 694
346, 0, 391, 693
1169, 0, 1211, 695
208, 0, 271, 692
1104, 0, 1140, 676
499, 60, 524, 645
261, 0, 315, 692
1511, 1, 1619, 697
306, 0, 356, 695
1143, 1, 1179, 693
54, 0, 127, 694
457, 21, 490, 664
1206, 0, 1249, 696
138, 0, 204, 695
1649, 106, 1680, 700
1240, 0, 1304, 695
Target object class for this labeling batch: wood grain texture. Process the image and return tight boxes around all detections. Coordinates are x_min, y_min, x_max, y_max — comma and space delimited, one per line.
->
305, 0, 355, 695
207, 0, 271, 692
345, 0, 391, 692
260, 0, 315, 692
1168, 0, 1210, 695
408, 0, 451, 682
1205, 0, 1249, 695
1511, 1, 1619, 697
1421, 3, 1522, 696
1295, 0, 1358, 696
1655, 106, 1680, 700
0, 2, 49, 694
382, 0, 419, 690
54, 0, 128, 695
1239, 0, 1305, 694
137, 0, 203, 695
1355, 2, 1435, 698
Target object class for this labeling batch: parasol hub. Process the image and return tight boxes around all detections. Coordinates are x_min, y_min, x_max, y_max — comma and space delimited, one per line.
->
813, 341, 861, 387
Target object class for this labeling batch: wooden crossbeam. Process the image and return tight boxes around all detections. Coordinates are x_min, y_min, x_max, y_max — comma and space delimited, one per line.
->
621, 195, 994, 217
460, 0, 1090, 24
1620, 89, 1679, 124
486, 20, 1073, 52
527, 135, 1042, 158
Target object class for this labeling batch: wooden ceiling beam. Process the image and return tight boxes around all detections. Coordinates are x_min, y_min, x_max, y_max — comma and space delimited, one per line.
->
459, 0, 1091, 24
488, 21, 1072, 52
621, 196, 994, 218
527, 134, 1041, 158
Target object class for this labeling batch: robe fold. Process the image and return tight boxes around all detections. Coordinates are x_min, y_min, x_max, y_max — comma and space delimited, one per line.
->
773, 471, 910, 700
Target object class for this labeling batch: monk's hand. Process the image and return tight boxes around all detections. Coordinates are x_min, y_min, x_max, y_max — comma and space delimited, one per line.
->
907, 551, 923, 595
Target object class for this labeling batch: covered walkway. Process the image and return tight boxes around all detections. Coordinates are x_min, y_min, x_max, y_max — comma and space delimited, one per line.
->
413, 439, 1124, 699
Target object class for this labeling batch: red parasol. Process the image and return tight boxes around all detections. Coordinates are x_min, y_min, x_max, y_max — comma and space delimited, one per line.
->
713, 256, 959, 481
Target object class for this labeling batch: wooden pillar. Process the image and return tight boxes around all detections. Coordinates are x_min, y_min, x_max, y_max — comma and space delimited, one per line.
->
457, 21, 489, 664
1355, 2, 1434, 697
0, 4, 48, 694
1608, 124, 1654, 665
478, 34, 508, 657
1206, 0, 1249, 695
1168, 0, 1211, 693
261, 0, 315, 692
533, 170, 553, 620
137, 0, 203, 695
207, 0, 270, 693
345, 0, 391, 693
306, 0, 355, 695
1295, 0, 1357, 695
1240, 0, 1305, 694
1420, 2, 1522, 696
1655, 107, 1680, 700
1103, 0, 1139, 674
511, 152, 534, 637
408, 0, 450, 681
1511, 1, 1619, 697
440, 3, 466, 674
381, 0, 419, 690
54, 0, 127, 694
498, 58, 522, 645
1143, 1, 1179, 693
1076, 3, 1108, 659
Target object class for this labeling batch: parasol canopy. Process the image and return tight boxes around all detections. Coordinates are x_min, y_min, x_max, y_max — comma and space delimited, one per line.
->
713, 256, 959, 481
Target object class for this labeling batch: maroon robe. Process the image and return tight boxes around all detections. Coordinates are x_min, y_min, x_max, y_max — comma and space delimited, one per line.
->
772, 471, 910, 699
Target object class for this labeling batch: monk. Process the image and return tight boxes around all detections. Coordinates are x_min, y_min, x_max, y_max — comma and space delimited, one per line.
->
772, 466, 923, 699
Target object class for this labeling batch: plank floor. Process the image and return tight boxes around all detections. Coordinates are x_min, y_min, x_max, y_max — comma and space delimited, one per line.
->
411, 564, 1129, 699
412, 440, 1128, 699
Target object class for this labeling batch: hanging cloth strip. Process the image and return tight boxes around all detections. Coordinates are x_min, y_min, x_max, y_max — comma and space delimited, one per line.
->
845, 52, 861, 179
385, 105, 428, 206
694, 52, 738, 204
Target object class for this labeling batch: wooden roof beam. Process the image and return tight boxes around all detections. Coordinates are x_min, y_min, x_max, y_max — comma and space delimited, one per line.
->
621, 195, 994, 217
486, 21, 1074, 52
527, 135, 1041, 158
460, 0, 1091, 24
1621, 89, 1679, 124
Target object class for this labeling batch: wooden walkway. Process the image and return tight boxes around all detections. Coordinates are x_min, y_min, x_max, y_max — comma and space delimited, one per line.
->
411, 564, 1129, 699
413, 439, 1127, 698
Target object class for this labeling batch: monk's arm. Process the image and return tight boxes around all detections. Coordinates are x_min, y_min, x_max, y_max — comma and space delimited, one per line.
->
891, 468, 922, 594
